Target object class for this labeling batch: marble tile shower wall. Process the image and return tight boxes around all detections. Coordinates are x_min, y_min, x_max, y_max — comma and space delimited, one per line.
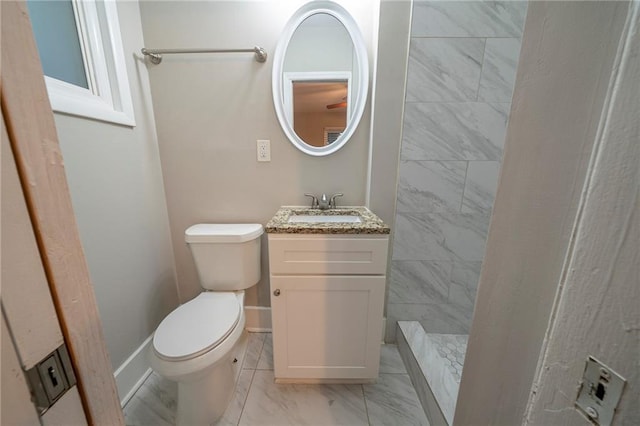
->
386, 1, 527, 341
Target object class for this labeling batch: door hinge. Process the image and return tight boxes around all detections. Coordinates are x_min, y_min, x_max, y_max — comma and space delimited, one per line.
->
25, 343, 76, 415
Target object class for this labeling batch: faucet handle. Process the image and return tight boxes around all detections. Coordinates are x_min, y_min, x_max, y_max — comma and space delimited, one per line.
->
329, 193, 344, 208
304, 193, 319, 208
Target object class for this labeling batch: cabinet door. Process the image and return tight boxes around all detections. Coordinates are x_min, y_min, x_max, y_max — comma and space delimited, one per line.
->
271, 275, 385, 380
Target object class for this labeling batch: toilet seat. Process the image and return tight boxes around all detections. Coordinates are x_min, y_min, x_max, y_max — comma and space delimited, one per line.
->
153, 292, 241, 361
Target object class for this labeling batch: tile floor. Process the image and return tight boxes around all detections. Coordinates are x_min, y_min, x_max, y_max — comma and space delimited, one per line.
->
124, 333, 429, 426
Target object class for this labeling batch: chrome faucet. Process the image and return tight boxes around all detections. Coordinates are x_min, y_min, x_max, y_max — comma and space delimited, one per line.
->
304, 193, 344, 209
329, 193, 343, 209
318, 194, 330, 210
304, 193, 319, 209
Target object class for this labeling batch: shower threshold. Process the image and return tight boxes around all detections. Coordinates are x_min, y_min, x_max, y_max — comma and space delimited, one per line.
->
396, 321, 468, 426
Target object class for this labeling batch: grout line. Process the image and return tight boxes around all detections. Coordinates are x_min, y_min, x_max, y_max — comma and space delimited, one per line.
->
236, 368, 257, 426
361, 383, 372, 426
236, 332, 265, 425
255, 333, 271, 371
243, 332, 266, 370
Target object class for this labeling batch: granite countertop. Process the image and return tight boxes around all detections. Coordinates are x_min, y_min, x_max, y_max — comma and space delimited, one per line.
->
266, 206, 390, 234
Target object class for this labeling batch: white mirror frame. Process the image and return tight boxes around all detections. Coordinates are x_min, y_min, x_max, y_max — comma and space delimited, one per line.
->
272, 1, 369, 157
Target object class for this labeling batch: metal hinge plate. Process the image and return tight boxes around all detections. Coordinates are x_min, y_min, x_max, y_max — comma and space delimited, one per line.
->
575, 356, 627, 426
25, 344, 77, 415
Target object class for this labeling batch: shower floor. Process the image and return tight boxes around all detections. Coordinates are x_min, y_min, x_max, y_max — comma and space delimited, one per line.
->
396, 321, 468, 426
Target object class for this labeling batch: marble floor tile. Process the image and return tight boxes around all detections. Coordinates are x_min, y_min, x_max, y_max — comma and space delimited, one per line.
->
239, 370, 369, 426
243, 332, 266, 370
256, 333, 273, 370
429, 334, 468, 383
364, 374, 430, 426
389, 260, 451, 304
123, 372, 177, 426
217, 369, 255, 426
398, 323, 454, 423
396, 160, 466, 213
400, 102, 509, 161
411, 1, 527, 38
418, 334, 468, 424
406, 38, 485, 102
379, 344, 408, 374
125, 334, 428, 425
478, 38, 522, 102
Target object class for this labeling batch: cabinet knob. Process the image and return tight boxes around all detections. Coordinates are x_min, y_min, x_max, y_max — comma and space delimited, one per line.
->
273, 289, 281, 296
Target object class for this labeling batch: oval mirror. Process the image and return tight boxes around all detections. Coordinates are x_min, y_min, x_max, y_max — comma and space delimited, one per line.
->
272, 2, 369, 156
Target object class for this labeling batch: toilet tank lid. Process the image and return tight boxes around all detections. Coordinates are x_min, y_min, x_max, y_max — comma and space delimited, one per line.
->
185, 223, 263, 243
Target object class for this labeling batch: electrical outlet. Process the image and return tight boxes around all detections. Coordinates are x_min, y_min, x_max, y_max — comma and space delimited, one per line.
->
575, 356, 626, 426
257, 140, 270, 162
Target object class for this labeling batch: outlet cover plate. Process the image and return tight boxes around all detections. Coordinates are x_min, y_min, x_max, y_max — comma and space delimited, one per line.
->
575, 356, 626, 426
257, 139, 271, 162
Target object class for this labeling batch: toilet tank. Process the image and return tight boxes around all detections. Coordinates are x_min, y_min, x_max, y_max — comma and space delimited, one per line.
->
185, 224, 263, 291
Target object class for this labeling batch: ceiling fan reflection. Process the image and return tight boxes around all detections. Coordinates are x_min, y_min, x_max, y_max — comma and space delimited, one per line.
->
326, 96, 347, 109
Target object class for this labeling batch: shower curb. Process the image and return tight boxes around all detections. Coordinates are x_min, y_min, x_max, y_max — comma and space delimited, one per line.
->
397, 321, 457, 426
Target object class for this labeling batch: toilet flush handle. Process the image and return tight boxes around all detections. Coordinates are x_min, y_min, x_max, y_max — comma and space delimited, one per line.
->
273, 289, 281, 297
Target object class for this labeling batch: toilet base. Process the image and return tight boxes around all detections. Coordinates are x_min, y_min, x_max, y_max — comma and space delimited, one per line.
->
176, 330, 248, 425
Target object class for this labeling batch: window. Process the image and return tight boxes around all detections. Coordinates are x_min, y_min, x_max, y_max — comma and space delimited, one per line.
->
324, 127, 343, 145
27, 0, 135, 126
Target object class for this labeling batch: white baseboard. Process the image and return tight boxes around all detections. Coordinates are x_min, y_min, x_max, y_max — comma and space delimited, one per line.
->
245, 306, 272, 332
114, 334, 153, 407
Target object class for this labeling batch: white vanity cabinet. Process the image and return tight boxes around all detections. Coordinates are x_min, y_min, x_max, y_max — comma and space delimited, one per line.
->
268, 234, 389, 382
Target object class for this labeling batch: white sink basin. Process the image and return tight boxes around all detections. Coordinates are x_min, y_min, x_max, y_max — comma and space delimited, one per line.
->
288, 214, 362, 224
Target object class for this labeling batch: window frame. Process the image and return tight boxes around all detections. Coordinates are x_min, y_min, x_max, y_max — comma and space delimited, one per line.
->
40, 0, 135, 127
323, 127, 344, 146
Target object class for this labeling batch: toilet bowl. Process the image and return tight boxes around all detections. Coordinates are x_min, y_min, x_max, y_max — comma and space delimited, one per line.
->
149, 223, 263, 425
150, 291, 248, 425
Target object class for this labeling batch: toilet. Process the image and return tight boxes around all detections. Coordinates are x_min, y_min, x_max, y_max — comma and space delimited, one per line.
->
149, 223, 263, 425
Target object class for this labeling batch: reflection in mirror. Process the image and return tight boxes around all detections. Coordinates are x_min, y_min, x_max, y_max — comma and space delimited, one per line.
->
292, 81, 347, 147
272, 2, 368, 156
283, 13, 355, 147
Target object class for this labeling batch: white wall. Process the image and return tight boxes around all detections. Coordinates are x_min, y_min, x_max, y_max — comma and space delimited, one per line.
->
138, 1, 379, 306
454, 1, 630, 424
367, 0, 412, 326
368, 0, 411, 228
54, 1, 178, 370
525, 2, 639, 423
